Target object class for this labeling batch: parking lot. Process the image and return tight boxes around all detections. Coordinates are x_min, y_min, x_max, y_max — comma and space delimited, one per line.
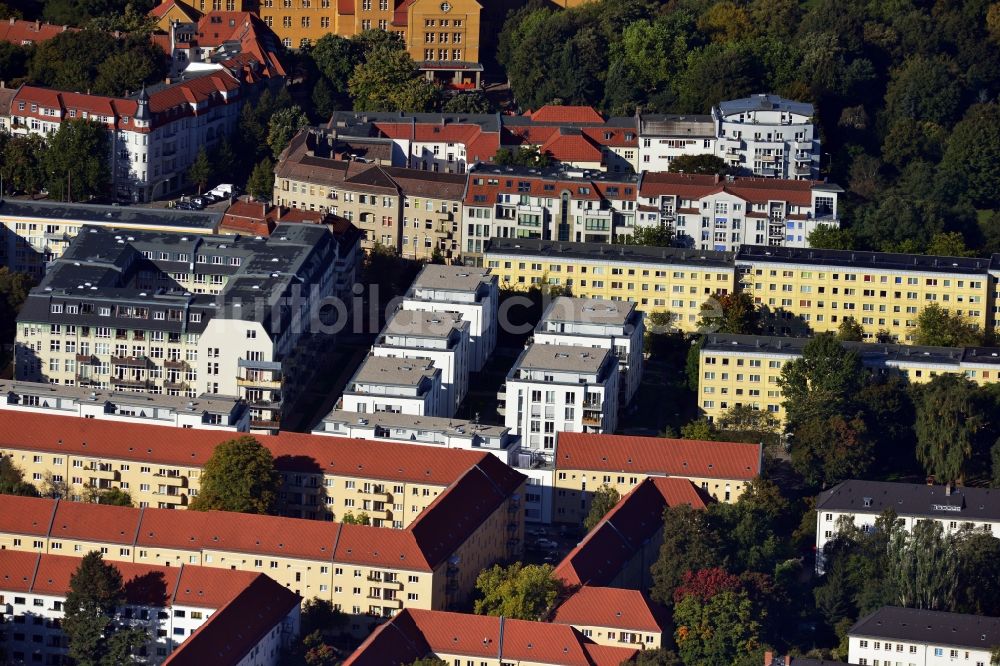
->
522, 523, 584, 567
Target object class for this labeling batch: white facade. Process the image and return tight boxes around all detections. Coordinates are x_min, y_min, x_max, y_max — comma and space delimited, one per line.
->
373, 310, 470, 414
848, 635, 991, 666
713, 94, 820, 180
534, 297, 645, 406
636, 115, 717, 173
400, 265, 499, 372
847, 607, 1000, 666
340, 355, 445, 416
500, 344, 619, 454
0, 379, 248, 430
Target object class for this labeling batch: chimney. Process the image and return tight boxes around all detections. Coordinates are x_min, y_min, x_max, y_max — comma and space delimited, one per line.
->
946, 483, 952, 496
764, 651, 773, 666
276, 207, 282, 220
714, 173, 720, 184
34, 19, 40, 31
261, 202, 266, 218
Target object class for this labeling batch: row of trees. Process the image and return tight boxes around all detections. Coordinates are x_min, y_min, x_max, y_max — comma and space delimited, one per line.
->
0, 120, 110, 200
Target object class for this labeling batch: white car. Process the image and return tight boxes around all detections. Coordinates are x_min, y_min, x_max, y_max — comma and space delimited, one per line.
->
535, 538, 559, 550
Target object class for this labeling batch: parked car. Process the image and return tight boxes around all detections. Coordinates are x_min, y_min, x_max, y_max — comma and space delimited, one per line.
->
174, 201, 193, 210
535, 538, 559, 550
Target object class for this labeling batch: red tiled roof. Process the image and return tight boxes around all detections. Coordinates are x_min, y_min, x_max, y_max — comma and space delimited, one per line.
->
551, 587, 667, 633
344, 609, 640, 665
0, 410, 493, 486
0, 18, 76, 46
49, 500, 140, 546
639, 171, 820, 206
13, 86, 140, 132
0, 494, 56, 537
554, 477, 704, 587
372, 121, 500, 162
540, 130, 603, 163
555, 432, 761, 480
220, 199, 280, 236
464, 172, 604, 205
163, 574, 300, 665
581, 126, 636, 148
528, 105, 606, 124
0, 549, 266, 610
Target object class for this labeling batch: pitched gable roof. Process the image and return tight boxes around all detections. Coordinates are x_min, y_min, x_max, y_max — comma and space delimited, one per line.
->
550, 587, 668, 633
528, 105, 606, 124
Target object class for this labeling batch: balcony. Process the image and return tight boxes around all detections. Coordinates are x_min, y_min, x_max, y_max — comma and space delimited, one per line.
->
380, 598, 403, 609
87, 465, 118, 481
153, 492, 184, 505
250, 419, 280, 430
582, 414, 602, 426
367, 508, 392, 520
793, 164, 812, 176
113, 378, 152, 389
164, 380, 188, 390
357, 488, 391, 502
582, 399, 602, 411
236, 375, 282, 389
112, 356, 151, 368
163, 359, 189, 370
153, 473, 186, 487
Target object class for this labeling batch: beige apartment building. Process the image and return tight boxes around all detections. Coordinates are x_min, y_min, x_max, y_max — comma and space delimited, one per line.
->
0, 410, 515, 526
698, 333, 1000, 425
550, 432, 761, 524
0, 453, 524, 635
274, 128, 466, 259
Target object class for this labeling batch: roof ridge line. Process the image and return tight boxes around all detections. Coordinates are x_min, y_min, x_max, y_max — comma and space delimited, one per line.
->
172, 562, 185, 607
28, 552, 42, 594
45, 498, 59, 540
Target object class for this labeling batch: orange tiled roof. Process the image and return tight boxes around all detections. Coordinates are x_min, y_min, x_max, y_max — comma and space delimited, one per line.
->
539, 130, 603, 163
553, 477, 705, 587
0, 18, 76, 46
555, 432, 761, 480
639, 171, 820, 206
551, 587, 667, 633
528, 105, 606, 124
343, 609, 640, 665
0, 410, 493, 486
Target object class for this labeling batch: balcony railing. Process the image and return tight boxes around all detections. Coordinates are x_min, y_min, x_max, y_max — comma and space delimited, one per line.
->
112, 356, 151, 368
582, 414, 602, 426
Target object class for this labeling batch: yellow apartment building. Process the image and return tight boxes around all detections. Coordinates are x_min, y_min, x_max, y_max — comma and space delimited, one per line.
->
549, 587, 667, 649
0, 410, 512, 526
735, 246, 998, 342
0, 455, 524, 635
551, 432, 760, 524
698, 333, 1000, 425
484, 238, 737, 333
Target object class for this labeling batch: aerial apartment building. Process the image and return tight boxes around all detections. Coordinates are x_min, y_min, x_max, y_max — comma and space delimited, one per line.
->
736, 245, 999, 341
636, 172, 841, 252
0, 460, 523, 636
0, 379, 249, 430
848, 606, 1000, 666
534, 297, 645, 405
462, 164, 639, 260
549, 587, 669, 650
552, 432, 761, 524
815, 480, 1000, 573
0, 410, 512, 525
340, 356, 445, 417
484, 238, 736, 333
274, 128, 467, 259
312, 410, 519, 464
344, 608, 641, 665
0, 550, 300, 666
400, 264, 498, 372
14, 223, 360, 433
698, 334, 1000, 424
372, 309, 470, 414
713, 94, 820, 179
0, 198, 221, 277
500, 343, 620, 449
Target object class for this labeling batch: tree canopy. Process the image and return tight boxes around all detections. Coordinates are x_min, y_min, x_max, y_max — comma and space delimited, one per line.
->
473, 562, 562, 620
348, 46, 438, 112
189, 436, 281, 514
43, 119, 111, 201
913, 303, 983, 347
583, 484, 620, 532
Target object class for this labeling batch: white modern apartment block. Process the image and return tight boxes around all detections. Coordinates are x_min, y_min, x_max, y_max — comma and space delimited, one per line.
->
635, 113, 717, 173
400, 265, 499, 372
848, 607, 1000, 666
0, 198, 221, 278
500, 343, 619, 455
0, 550, 300, 666
372, 309, 470, 414
0, 379, 249, 430
15, 223, 360, 434
636, 172, 840, 252
713, 94, 820, 180
339, 355, 445, 416
534, 297, 645, 406
815, 480, 1000, 573
311, 410, 519, 464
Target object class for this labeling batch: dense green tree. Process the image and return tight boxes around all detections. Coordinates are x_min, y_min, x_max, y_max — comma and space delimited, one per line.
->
674, 585, 761, 665
83, 486, 133, 506
886, 519, 958, 611
349, 46, 438, 112
493, 146, 551, 168
914, 375, 987, 485
442, 91, 493, 114
63, 552, 146, 666
43, 119, 110, 201
793, 413, 874, 487
187, 147, 211, 194
0, 456, 40, 496
938, 103, 1000, 208
341, 511, 371, 525
883, 55, 962, 127
92, 38, 164, 97
954, 528, 1000, 616
2, 134, 48, 195
913, 304, 983, 347
209, 137, 237, 180
246, 158, 274, 201
310, 34, 358, 96
189, 436, 281, 514
925, 232, 974, 258
680, 417, 718, 441
267, 106, 309, 159
473, 563, 562, 620
696, 291, 761, 335
710, 478, 792, 572
836, 316, 865, 342
28, 30, 117, 92
310, 77, 340, 121
0, 266, 35, 350
0, 41, 30, 81
778, 333, 865, 428
650, 504, 722, 606
621, 224, 673, 247
626, 648, 684, 665
42, 0, 155, 26
583, 484, 620, 531
667, 154, 730, 175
